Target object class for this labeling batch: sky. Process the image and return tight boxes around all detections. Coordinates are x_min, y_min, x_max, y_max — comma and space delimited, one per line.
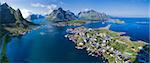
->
0, 0, 149, 18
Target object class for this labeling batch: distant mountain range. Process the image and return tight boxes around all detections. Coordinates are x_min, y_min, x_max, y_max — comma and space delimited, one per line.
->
27, 14, 45, 21
46, 7, 110, 22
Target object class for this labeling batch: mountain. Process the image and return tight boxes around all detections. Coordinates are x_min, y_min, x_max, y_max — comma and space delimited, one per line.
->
27, 14, 45, 21
0, 3, 36, 36
46, 7, 77, 22
0, 3, 16, 24
78, 10, 109, 21
0, 3, 35, 26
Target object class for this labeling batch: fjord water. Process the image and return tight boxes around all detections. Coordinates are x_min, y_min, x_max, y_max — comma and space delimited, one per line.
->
6, 18, 149, 62
7, 20, 102, 62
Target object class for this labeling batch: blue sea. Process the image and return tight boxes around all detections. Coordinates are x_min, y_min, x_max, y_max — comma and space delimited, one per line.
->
6, 18, 149, 62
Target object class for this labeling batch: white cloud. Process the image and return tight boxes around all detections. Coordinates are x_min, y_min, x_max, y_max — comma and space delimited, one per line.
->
31, 3, 46, 8
84, 9, 90, 11
20, 9, 32, 18
31, 3, 57, 14
47, 4, 57, 13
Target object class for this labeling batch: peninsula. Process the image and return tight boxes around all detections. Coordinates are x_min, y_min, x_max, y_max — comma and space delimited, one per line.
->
65, 25, 148, 63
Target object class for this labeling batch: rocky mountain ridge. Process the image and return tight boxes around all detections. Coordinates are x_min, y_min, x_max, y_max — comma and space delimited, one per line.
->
0, 3, 36, 36
46, 7, 77, 22
78, 10, 109, 21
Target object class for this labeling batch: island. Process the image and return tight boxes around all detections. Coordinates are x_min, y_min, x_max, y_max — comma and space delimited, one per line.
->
65, 25, 148, 63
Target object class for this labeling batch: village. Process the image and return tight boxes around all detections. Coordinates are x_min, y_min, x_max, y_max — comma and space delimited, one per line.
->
65, 26, 147, 63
